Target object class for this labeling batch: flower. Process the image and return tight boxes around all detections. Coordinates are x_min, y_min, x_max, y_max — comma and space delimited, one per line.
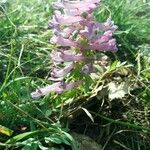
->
50, 50, 85, 63
52, 0, 100, 14
50, 35, 77, 47
31, 81, 82, 99
90, 38, 118, 52
31, 0, 118, 99
51, 64, 74, 78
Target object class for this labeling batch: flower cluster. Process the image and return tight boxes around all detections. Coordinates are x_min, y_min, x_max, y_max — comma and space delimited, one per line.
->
31, 0, 117, 99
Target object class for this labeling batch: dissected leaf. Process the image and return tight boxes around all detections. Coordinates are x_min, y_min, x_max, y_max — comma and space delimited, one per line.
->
108, 81, 129, 100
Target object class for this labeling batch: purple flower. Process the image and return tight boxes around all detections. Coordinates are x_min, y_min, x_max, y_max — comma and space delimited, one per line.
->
50, 50, 85, 63
31, 81, 82, 99
82, 63, 96, 74
52, 0, 64, 9
53, 0, 100, 15
31, 82, 62, 99
62, 27, 76, 38
51, 64, 74, 78
90, 38, 118, 52
54, 11, 83, 25
50, 36, 76, 47
103, 18, 118, 32
31, 0, 118, 99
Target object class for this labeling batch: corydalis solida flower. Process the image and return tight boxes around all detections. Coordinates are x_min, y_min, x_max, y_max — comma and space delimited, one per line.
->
31, 0, 118, 99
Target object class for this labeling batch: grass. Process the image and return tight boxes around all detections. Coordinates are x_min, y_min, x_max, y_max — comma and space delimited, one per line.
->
0, 0, 150, 149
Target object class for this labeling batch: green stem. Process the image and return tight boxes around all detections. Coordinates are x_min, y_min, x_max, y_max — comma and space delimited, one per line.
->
8, 101, 48, 129
0, 40, 14, 93
90, 111, 150, 132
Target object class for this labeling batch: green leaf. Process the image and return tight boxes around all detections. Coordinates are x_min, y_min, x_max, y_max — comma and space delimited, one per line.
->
45, 133, 71, 146
62, 132, 77, 150
45, 135, 62, 144
83, 74, 93, 92
38, 141, 49, 150
6, 129, 48, 144
109, 60, 119, 71
0, 125, 13, 136
45, 110, 52, 117
143, 72, 150, 78
22, 139, 38, 150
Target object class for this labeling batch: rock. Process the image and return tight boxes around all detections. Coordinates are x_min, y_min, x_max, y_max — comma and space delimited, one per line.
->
71, 132, 102, 150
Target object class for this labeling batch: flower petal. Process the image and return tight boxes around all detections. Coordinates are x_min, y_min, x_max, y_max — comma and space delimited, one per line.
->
51, 50, 85, 63
31, 82, 63, 99
52, 0, 64, 9
63, 80, 82, 92
51, 64, 74, 78
50, 36, 76, 47
63, 1, 98, 12
55, 13, 83, 25
62, 27, 76, 38
31, 81, 82, 99
82, 64, 96, 74
90, 38, 118, 52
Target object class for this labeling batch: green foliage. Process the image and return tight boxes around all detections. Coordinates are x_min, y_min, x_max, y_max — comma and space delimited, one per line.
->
0, 0, 150, 149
